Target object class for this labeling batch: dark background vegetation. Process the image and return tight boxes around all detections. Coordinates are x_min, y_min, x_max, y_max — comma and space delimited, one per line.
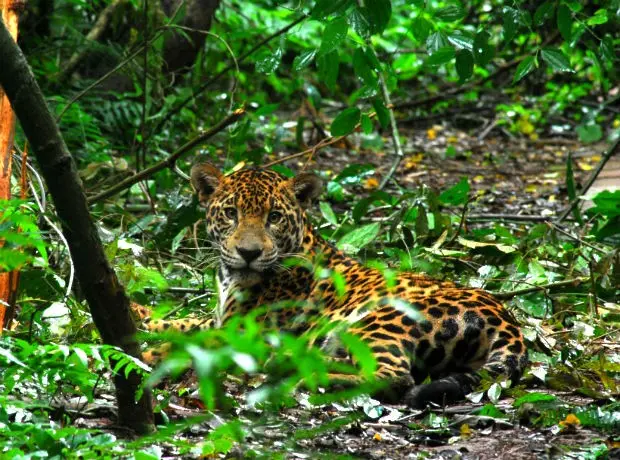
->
1, 0, 618, 458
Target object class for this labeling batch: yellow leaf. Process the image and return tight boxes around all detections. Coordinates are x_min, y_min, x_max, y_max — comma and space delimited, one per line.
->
447, 136, 458, 144
232, 161, 246, 172
460, 423, 472, 437
364, 177, 379, 190
529, 132, 539, 141
373, 433, 382, 441
548, 195, 556, 202
591, 155, 601, 162
404, 153, 424, 169
525, 184, 538, 193
559, 413, 581, 428
473, 175, 484, 184
577, 161, 593, 171
517, 117, 535, 135
613, 119, 620, 128
427, 128, 437, 140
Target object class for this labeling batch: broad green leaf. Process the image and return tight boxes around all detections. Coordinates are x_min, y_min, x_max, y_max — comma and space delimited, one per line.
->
434, 5, 465, 22
586, 9, 608, 26
319, 201, 338, 226
502, 7, 520, 44
255, 48, 282, 74
534, 1, 554, 26
319, 17, 348, 56
600, 35, 614, 63
372, 98, 390, 129
293, 50, 317, 71
476, 404, 508, 418
349, 8, 371, 37
473, 32, 494, 66
576, 123, 603, 143
412, 16, 432, 42
439, 177, 470, 205
455, 50, 474, 81
359, 0, 392, 35
426, 47, 455, 66
335, 164, 375, 184
361, 114, 373, 134
426, 31, 449, 54
337, 223, 380, 253
353, 48, 378, 87
448, 32, 473, 51
513, 393, 557, 407
513, 55, 536, 83
318, 51, 340, 88
331, 107, 361, 136
557, 5, 572, 42
312, 0, 353, 19
541, 48, 572, 72
589, 190, 620, 218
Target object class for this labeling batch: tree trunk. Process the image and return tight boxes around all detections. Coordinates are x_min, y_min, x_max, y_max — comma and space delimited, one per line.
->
0, 0, 22, 332
0, 17, 154, 434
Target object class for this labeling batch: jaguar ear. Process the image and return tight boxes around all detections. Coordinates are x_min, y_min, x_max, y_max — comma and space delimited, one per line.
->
191, 163, 223, 206
291, 173, 323, 208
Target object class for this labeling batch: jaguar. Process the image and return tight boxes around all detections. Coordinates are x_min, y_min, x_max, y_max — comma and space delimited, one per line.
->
138, 162, 528, 408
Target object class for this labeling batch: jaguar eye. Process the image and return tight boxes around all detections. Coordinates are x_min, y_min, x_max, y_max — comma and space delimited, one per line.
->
267, 211, 283, 224
223, 207, 237, 220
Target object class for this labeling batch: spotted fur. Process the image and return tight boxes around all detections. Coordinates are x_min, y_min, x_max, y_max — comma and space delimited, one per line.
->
139, 164, 528, 408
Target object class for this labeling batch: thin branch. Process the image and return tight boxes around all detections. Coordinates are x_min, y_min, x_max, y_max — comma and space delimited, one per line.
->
87, 108, 245, 204
264, 134, 348, 168
556, 134, 620, 223
493, 277, 588, 300
546, 221, 606, 254
466, 213, 556, 222
150, 14, 307, 136
377, 73, 404, 190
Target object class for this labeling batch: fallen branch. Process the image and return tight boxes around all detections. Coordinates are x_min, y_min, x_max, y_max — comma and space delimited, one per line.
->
556, 134, 620, 223
493, 277, 588, 300
150, 14, 307, 137
87, 108, 245, 204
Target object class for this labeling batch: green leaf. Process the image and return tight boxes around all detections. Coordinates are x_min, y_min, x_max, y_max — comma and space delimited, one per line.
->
513, 393, 557, 407
565, 151, 583, 224
361, 114, 373, 134
589, 190, 620, 218
319, 201, 338, 226
426, 47, 455, 66
293, 50, 317, 71
372, 98, 390, 128
434, 5, 465, 22
557, 5, 572, 42
358, 0, 392, 35
337, 223, 380, 253
541, 48, 572, 72
331, 107, 361, 136
353, 48, 378, 87
455, 49, 474, 81
447, 32, 473, 51
426, 31, 449, 53
513, 55, 536, 83
412, 16, 432, 42
439, 177, 470, 205
319, 17, 348, 57
534, 1, 554, 26
473, 32, 494, 66
586, 9, 608, 26
600, 35, 614, 63
255, 48, 282, 74
576, 123, 603, 143
312, 0, 353, 19
349, 8, 371, 38
502, 7, 520, 44
317, 51, 340, 88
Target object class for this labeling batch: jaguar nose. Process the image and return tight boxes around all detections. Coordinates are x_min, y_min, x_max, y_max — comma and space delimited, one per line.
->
236, 246, 263, 264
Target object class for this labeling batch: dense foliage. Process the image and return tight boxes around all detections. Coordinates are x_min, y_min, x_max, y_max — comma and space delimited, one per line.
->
1, 0, 619, 457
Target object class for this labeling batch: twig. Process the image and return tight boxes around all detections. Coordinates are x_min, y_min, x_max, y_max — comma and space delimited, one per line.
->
556, 133, 620, 223
150, 14, 307, 137
545, 221, 606, 254
377, 72, 404, 190
466, 213, 555, 222
493, 277, 588, 300
264, 134, 348, 168
446, 198, 472, 246
87, 109, 245, 204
